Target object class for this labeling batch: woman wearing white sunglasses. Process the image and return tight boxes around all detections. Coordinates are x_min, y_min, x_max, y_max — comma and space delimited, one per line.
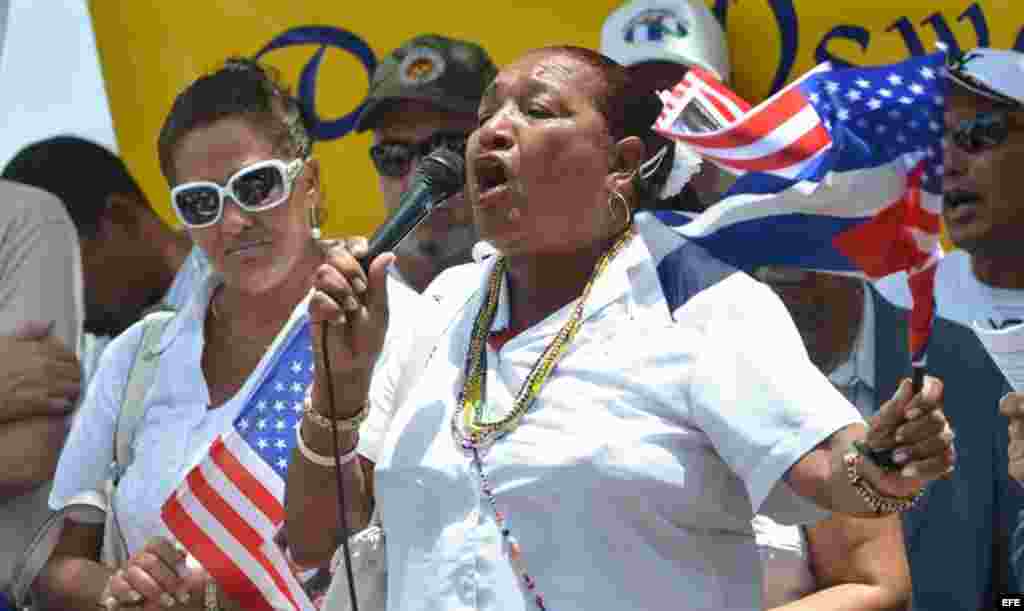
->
32, 58, 422, 610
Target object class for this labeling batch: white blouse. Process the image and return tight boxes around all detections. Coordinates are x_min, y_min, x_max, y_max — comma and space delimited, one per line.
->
370, 213, 861, 611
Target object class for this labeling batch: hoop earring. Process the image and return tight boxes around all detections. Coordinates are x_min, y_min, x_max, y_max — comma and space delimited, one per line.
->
607, 190, 632, 233
309, 206, 322, 241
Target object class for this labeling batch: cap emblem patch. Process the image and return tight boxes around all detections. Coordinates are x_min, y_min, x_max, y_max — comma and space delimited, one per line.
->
623, 9, 689, 45
399, 46, 445, 86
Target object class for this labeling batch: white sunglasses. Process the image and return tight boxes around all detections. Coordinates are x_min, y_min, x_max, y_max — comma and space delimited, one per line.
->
170, 158, 306, 229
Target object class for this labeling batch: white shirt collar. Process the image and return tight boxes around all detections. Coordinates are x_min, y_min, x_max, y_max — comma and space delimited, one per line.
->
478, 222, 668, 336
155, 272, 221, 354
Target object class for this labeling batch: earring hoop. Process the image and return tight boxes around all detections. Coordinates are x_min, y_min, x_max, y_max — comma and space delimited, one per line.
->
309, 206, 322, 241
607, 190, 632, 233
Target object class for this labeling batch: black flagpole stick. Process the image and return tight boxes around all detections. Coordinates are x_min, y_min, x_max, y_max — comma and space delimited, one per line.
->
912, 365, 925, 394
855, 363, 925, 471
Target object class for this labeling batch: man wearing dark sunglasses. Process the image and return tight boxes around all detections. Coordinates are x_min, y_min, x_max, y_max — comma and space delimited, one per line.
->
876, 47, 1024, 606
354, 34, 496, 293
879, 47, 1024, 335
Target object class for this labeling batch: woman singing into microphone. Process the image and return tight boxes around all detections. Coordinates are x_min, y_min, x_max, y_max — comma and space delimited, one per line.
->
286, 46, 957, 611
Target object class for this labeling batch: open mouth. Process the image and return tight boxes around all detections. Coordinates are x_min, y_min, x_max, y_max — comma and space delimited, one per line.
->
474, 157, 510, 200
944, 189, 981, 210
226, 240, 271, 256
943, 189, 982, 224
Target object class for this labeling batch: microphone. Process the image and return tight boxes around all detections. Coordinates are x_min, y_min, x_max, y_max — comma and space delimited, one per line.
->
358, 147, 466, 271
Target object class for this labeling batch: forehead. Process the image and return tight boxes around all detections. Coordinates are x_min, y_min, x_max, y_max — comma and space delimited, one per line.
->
947, 87, 1007, 118
173, 117, 276, 181
373, 101, 477, 143
486, 51, 605, 104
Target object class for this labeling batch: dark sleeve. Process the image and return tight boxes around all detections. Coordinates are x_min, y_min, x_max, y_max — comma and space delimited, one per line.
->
1003, 436, 1024, 595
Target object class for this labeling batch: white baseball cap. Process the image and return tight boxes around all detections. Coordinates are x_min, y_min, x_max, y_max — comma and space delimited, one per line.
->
600, 0, 730, 82
947, 47, 1024, 106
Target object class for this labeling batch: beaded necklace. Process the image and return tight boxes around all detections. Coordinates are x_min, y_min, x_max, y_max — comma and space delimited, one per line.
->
450, 226, 635, 611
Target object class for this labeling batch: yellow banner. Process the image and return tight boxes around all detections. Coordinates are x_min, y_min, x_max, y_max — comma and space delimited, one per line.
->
89, 1, 1023, 240
717, 1, 1022, 103
89, 1, 626, 237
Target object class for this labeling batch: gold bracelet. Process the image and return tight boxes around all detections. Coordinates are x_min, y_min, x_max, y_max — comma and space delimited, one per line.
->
302, 395, 370, 432
844, 451, 924, 514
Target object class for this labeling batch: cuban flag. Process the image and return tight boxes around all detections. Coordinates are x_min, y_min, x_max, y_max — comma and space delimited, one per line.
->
654, 53, 947, 367
162, 316, 317, 611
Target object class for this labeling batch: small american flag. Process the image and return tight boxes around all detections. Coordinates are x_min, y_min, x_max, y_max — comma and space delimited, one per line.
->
655, 53, 947, 366
162, 318, 317, 611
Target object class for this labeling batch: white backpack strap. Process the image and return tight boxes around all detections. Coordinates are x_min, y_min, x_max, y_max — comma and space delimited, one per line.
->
112, 309, 175, 482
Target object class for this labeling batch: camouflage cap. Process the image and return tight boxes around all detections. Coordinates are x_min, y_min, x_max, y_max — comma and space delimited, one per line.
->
354, 34, 497, 132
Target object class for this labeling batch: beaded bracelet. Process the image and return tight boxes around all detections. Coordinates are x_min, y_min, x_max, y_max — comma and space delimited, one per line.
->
844, 451, 924, 514
296, 426, 360, 468
302, 395, 370, 432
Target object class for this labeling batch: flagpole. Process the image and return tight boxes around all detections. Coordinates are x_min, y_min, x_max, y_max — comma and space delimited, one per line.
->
859, 365, 926, 470
912, 366, 925, 393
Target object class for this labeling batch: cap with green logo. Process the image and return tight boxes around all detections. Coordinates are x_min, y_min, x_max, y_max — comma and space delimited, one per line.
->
354, 34, 497, 132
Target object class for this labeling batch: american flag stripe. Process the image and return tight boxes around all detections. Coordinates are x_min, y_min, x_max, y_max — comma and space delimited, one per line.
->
164, 487, 298, 611
658, 71, 836, 182
195, 453, 278, 546
690, 104, 823, 162
172, 466, 308, 611
687, 70, 752, 119
212, 435, 284, 521
676, 83, 817, 150
162, 497, 269, 610
703, 85, 746, 122
697, 118, 830, 174
663, 71, 749, 123
179, 469, 270, 584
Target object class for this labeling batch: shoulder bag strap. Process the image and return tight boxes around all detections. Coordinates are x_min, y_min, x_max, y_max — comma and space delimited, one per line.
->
112, 309, 175, 481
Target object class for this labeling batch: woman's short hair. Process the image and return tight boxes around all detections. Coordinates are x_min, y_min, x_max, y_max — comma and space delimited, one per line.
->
526, 46, 688, 210
157, 57, 312, 184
